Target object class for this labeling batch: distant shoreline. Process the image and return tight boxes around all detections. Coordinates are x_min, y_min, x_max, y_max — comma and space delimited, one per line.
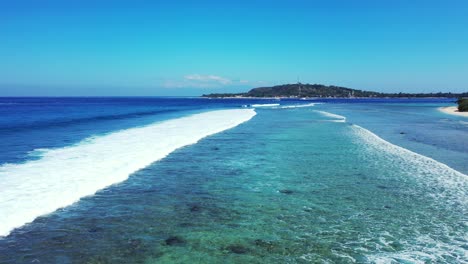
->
438, 106, 468, 117
202, 83, 468, 99
203, 96, 458, 100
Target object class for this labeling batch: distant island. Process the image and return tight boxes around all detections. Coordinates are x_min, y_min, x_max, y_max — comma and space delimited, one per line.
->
202, 83, 468, 98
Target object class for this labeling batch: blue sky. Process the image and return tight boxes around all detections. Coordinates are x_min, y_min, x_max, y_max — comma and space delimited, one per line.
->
1, 0, 467, 96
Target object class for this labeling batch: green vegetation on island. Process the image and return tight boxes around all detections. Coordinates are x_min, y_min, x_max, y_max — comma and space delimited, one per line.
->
457, 98, 468, 112
202, 83, 468, 98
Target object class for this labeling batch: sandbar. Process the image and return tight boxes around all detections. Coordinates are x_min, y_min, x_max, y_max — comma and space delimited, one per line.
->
438, 106, 468, 117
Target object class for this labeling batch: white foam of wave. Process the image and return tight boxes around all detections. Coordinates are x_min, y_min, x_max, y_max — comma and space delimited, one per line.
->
277, 103, 319, 109
26, 148, 49, 157
366, 234, 468, 264
313, 110, 346, 122
350, 124, 467, 192
0, 109, 256, 237
250, 103, 280, 108
350, 125, 468, 262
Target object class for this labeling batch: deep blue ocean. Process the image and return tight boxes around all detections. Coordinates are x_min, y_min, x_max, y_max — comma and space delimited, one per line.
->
0, 97, 466, 263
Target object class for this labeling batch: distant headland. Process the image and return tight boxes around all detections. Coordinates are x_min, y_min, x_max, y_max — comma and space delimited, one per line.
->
202, 83, 468, 98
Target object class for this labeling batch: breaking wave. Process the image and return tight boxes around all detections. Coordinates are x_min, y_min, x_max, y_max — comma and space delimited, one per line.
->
314, 110, 346, 122
0, 109, 256, 237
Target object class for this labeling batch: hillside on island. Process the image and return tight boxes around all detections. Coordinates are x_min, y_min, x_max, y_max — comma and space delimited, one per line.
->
202, 83, 468, 98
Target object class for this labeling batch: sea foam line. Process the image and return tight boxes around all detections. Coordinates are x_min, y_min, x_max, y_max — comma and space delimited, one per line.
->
243, 103, 318, 109
350, 125, 468, 262
0, 109, 256, 237
316, 109, 466, 184
313, 110, 346, 122
249, 103, 280, 108
364, 232, 468, 263
276, 103, 319, 109
350, 124, 467, 206
314, 109, 467, 261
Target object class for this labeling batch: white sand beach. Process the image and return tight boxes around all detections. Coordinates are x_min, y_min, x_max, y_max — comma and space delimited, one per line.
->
439, 106, 468, 117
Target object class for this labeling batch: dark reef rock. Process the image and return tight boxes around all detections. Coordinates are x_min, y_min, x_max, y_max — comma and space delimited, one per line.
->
189, 204, 202, 212
165, 236, 186, 246
225, 244, 249, 254
88, 227, 104, 233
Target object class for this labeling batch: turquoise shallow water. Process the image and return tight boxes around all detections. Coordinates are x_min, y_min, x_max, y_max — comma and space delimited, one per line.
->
315, 102, 468, 174
1, 103, 466, 263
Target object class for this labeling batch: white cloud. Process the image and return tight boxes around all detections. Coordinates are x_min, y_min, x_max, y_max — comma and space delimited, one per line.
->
158, 74, 258, 89
184, 74, 232, 85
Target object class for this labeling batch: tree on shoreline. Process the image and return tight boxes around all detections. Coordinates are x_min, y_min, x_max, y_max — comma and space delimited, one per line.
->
457, 98, 468, 112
